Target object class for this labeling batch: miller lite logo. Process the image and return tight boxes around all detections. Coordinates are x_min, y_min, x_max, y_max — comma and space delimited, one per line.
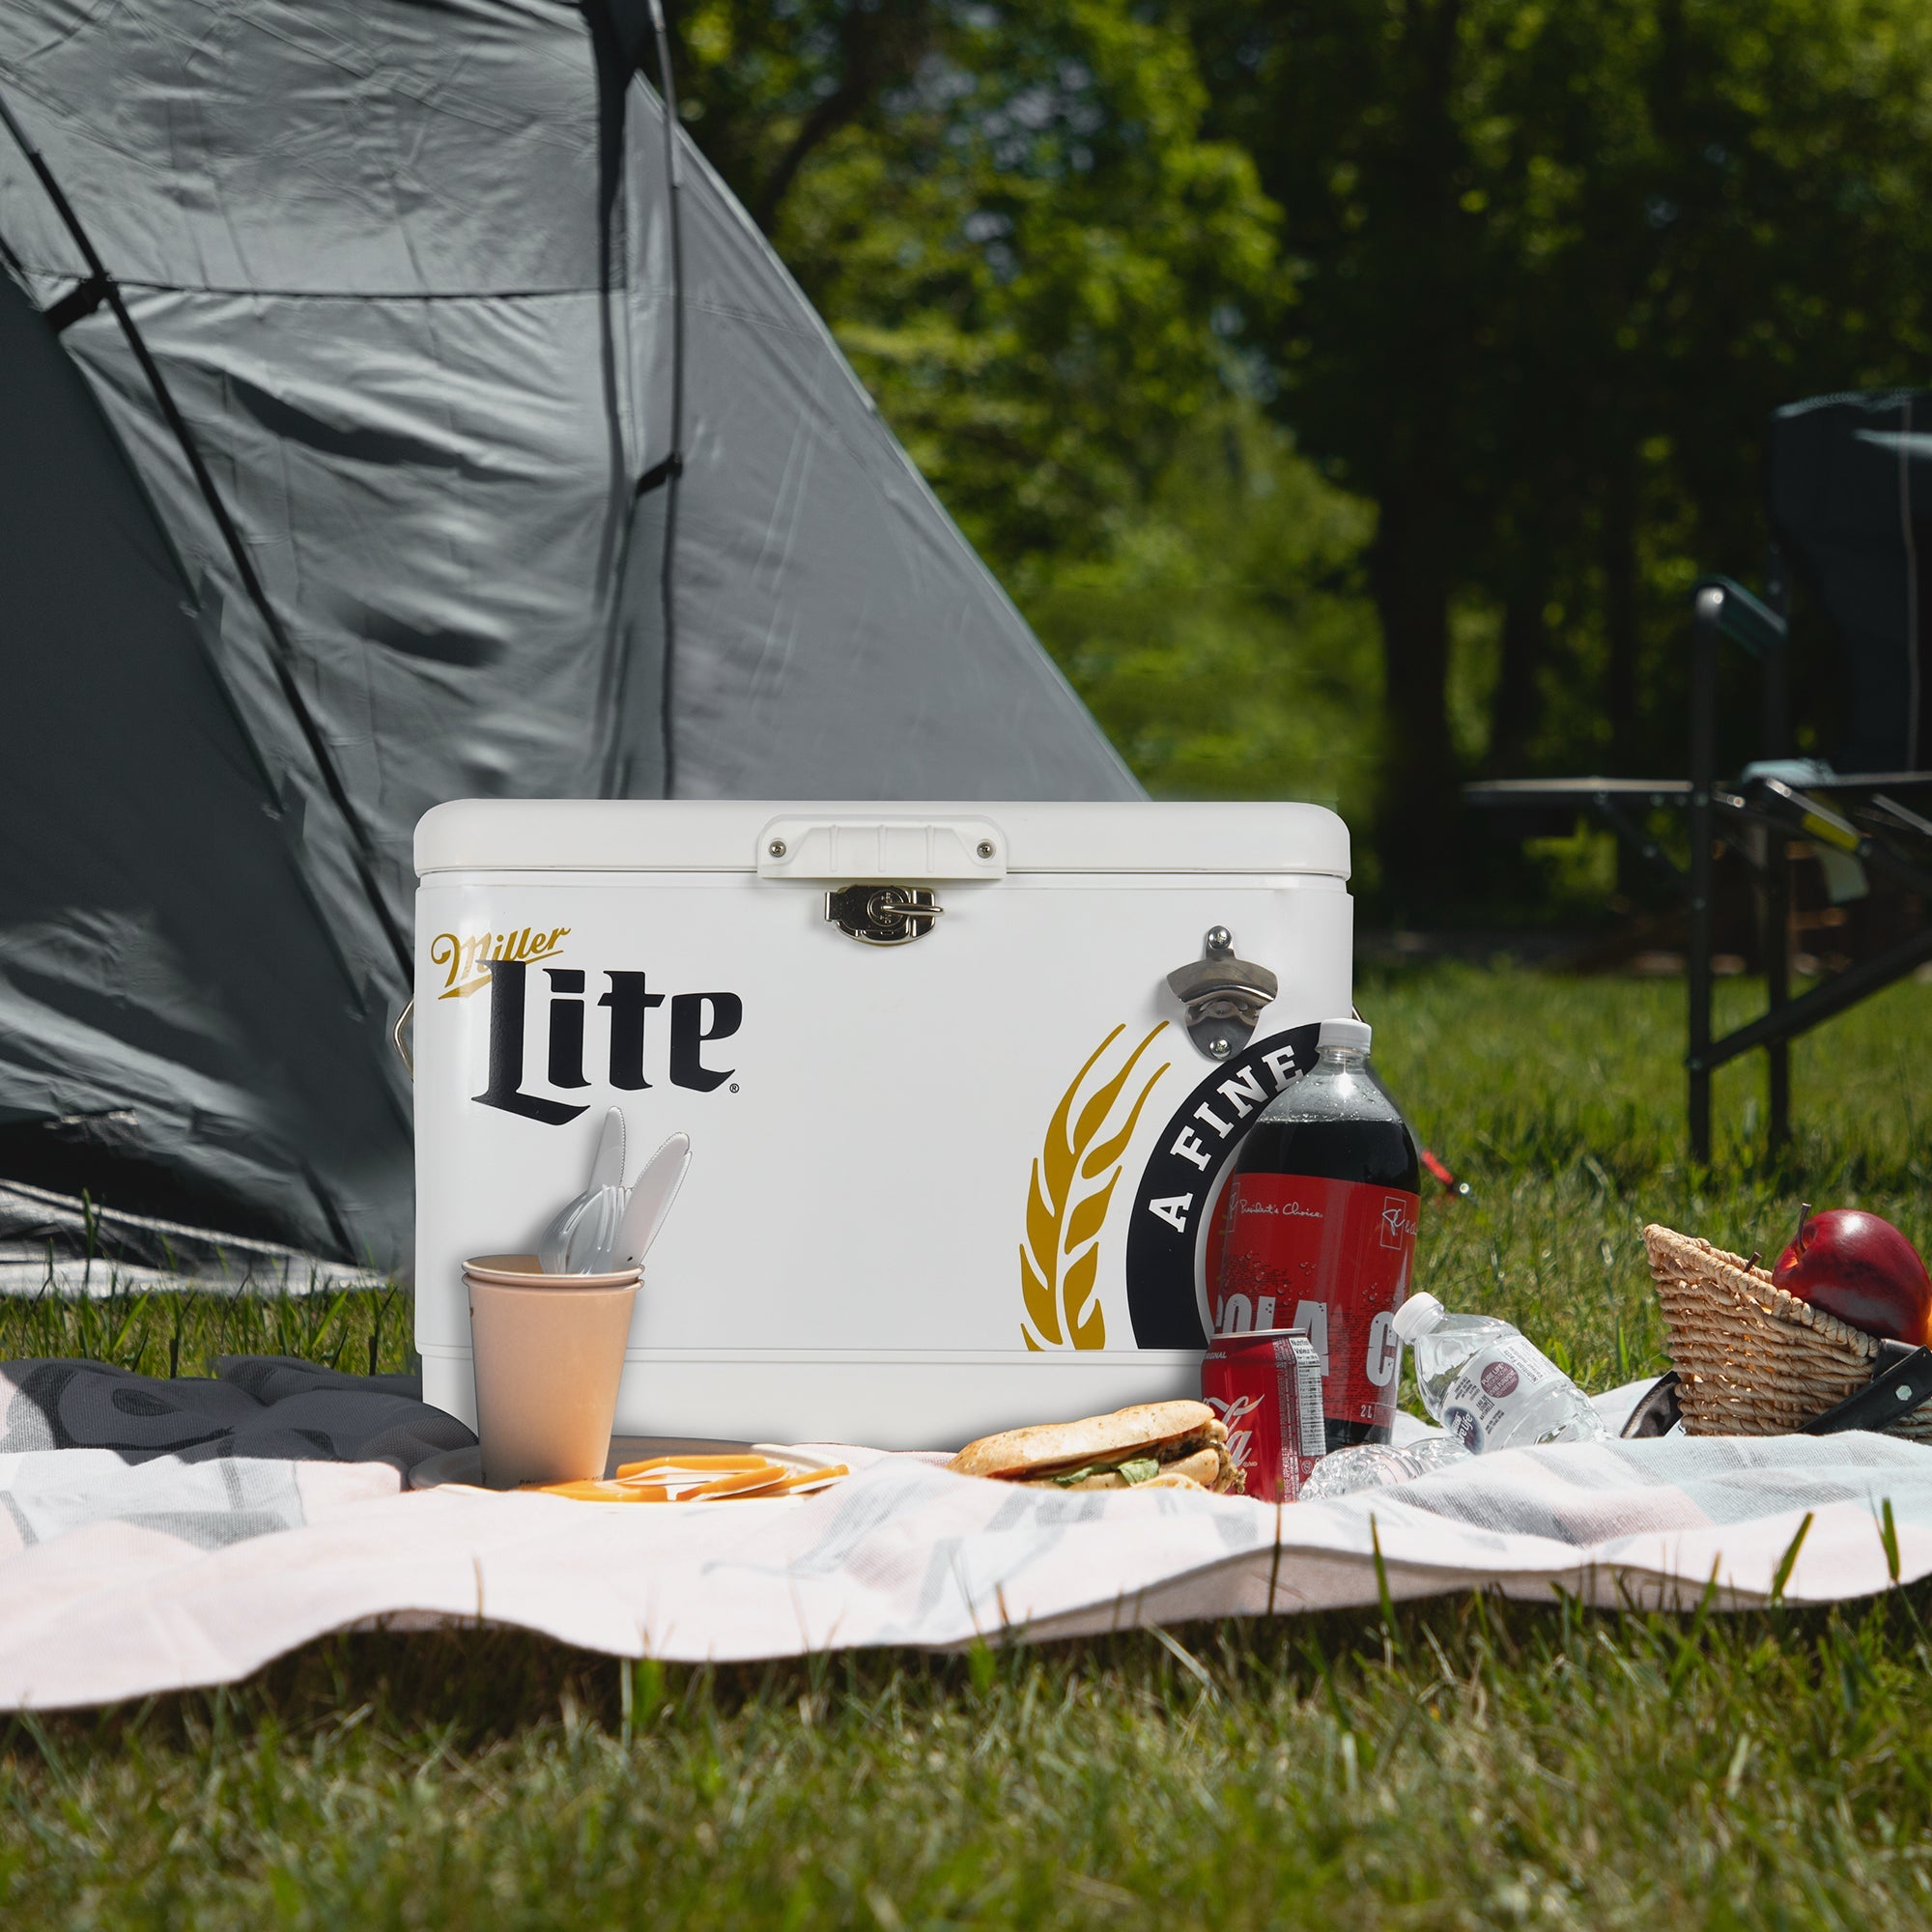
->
466, 952, 743, 1127
430, 924, 571, 999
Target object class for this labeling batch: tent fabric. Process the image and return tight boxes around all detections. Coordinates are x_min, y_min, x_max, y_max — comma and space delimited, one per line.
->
0, 267, 410, 1260
0, 0, 1138, 1270
1769, 390, 1932, 772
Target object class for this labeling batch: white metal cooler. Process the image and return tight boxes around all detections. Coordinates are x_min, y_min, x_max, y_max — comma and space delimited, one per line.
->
412, 800, 1352, 1448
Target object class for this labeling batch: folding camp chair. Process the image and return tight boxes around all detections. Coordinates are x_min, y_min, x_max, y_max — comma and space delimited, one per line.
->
1467, 390, 1932, 1161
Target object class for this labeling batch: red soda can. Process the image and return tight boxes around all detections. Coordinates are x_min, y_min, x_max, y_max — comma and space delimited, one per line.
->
1201, 1327, 1327, 1502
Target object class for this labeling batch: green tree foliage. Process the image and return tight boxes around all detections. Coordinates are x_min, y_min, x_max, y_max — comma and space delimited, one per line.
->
669, 2, 1384, 833
1026, 406, 1382, 837
672, 0, 1278, 573
669, 2, 1932, 912
1190, 0, 1932, 904
669, 3, 1382, 824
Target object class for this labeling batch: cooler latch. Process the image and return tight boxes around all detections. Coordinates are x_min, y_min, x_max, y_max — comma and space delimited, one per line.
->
1166, 926, 1278, 1061
826, 884, 944, 946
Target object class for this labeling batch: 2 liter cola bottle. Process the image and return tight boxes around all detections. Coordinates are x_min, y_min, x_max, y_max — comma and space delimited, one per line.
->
1208, 1017, 1420, 1452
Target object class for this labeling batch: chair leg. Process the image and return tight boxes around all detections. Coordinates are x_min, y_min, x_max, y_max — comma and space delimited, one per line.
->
1765, 837, 1791, 1149
1687, 586, 1722, 1165
1758, 550, 1793, 1153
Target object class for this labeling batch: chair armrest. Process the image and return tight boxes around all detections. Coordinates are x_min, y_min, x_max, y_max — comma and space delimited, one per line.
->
1693, 575, 1788, 657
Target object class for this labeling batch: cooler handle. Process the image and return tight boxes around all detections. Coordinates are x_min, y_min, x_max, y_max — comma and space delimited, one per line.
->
755, 814, 1007, 882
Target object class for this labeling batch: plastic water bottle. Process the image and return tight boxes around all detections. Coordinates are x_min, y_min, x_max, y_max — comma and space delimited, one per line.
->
1210, 1017, 1420, 1452
1298, 1435, 1473, 1499
1389, 1292, 1605, 1451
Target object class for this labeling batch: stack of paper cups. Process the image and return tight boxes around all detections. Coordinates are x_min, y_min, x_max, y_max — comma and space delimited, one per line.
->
464, 1253, 640, 1488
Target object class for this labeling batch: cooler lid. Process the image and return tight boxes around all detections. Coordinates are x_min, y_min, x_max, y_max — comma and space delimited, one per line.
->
414, 800, 1350, 880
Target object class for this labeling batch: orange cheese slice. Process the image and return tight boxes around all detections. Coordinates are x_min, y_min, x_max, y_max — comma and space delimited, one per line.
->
674, 1463, 792, 1501
614, 1454, 768, 1478
524, 1456, 848, 1503
527, 1479, 668, 1503
770, 1464, 849, 1495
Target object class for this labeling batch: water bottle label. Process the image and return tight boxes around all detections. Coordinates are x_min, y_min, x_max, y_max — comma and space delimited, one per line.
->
1438, 1337, 1560, 1451
1208, 1175, 1418, 1429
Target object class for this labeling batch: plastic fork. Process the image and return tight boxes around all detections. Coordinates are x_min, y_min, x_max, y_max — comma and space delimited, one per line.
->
536, 1107, 628, 1273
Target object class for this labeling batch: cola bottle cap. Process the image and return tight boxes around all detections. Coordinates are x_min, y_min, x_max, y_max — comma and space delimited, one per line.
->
1390, 1292, 1443, 1344
1318, 1016, 1372, 1052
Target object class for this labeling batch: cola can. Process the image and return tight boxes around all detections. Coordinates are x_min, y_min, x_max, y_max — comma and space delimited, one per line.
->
1201, 1327, 1327, 1503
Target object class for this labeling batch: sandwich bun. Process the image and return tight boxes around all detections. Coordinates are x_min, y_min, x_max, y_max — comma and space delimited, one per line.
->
949, 1401, 1237, 1492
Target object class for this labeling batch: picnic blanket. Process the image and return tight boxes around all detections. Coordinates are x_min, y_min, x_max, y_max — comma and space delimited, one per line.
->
6, 1356, 1932, 1711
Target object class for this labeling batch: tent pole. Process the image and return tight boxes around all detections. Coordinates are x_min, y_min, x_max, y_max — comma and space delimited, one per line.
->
646, 0, 687, 799
0, 85, 413, 987
598, 0, 688, 800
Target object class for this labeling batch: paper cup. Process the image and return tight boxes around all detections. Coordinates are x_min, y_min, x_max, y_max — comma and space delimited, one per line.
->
464, 1255, 640, 1488
465, 1251, 640, 1290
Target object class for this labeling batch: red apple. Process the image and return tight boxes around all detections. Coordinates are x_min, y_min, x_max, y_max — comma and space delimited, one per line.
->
1772, 1205, 1932, 1346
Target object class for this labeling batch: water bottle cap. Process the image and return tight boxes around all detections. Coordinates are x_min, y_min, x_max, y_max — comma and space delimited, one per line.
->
1318, 1016, 1372, 1053
1389, 1292, 1443, 1344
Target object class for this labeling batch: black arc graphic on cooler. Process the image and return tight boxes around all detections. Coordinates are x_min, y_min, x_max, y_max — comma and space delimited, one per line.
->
1124, 1024, 1321, 1347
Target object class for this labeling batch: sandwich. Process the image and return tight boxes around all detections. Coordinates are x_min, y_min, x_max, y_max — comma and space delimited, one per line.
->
947, 1400, 1238, 1492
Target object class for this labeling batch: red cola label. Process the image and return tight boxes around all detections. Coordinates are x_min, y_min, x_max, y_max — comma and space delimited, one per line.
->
1201, 1328, 1326, 1503
1208, 1175, 1418, 1431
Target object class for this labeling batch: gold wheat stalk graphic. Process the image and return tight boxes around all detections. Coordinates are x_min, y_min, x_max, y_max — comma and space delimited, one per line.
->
1021, 1023, 1170, 1351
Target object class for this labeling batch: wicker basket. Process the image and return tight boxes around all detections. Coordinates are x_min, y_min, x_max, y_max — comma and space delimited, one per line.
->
1643, 1222, 1932, 1440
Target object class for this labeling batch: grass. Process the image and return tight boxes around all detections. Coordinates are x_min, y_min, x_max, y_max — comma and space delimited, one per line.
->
7, 961, 1932, 1928
0, 1279, 412, 1382
1375, 962, 1932, 1396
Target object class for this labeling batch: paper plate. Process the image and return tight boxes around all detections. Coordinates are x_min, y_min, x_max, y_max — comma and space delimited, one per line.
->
409, 1435, 844, 1499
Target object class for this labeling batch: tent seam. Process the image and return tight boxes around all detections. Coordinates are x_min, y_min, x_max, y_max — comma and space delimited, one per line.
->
6, 274, 825, 341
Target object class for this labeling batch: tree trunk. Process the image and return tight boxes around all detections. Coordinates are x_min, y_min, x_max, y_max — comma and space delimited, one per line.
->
1370, 489, 1460, 910
1488, 586, 1546, 776
1603, 445, 1640, 773
1363, 0, 1467, 912
747, 0, 937, 235
1601, 446, 1645, 895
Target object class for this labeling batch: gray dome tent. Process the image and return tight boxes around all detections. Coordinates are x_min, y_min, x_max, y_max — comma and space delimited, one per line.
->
0, 0, 1137, 1276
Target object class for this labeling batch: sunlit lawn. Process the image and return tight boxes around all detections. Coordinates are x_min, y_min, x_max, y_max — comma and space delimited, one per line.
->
6, 962, 1932, 1928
